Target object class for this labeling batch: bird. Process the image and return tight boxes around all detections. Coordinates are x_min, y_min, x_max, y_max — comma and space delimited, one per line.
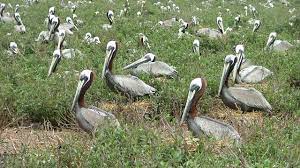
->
84, 32, 93, 44
233, 15, 241, 28
157, 17, 177, 28
71, 70, 120, 134
196, 17, 225, 39
56, 29, 83, 59
232, 45, 272, 83
252, 19, 261, 32
14, 12, 26, 33
139, 33, 150, 49
102, 10, 114, 30
58, 17, 78, 35
72, 14, 83, 27
6, 42, 20, 55
102, 41, 156, 98
218, 55, 272, 114
123, 53, 177, 78
0, 3, 14, 23
265, 32, 293, 52
48, 49, 62, 76
180, 78, 240, 141
192, 39, 200, 55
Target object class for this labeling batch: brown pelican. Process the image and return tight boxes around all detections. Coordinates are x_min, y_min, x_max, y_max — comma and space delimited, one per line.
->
265, 32, 293, 52
180, 78, 240, 141
58, 17, 78, 35
71, 70, 120, 133
139, 33, 150, 49
252, 19, 261, 32
0, 4, 14, 23
232, 45, 272, 83
102, 10, 114, 31
14, 13, 26, 33
6, 42, 20, 55
218, 55, 272, 114
48, 49, 62, 76
57, 29, 83, 58
123, 53, 177, 78
196, 17, 225, 39
192, 39, 200, 55
44, 7, 55, 27
102, 41, 156, 98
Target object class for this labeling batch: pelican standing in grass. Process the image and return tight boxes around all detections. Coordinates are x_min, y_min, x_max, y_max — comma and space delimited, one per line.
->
6, 42, 20, 55
196, 17, 225, 39
252, 19, 261, 32
123, 53, 177, 78
71, 70, 120, 134
218, 55, 272, 114
265, 32, 293, 51
180, 78, 240, 141
102, 10, 114, 31
232, 45, 272, 83
14, 13, 26, 33
193, 39, 200, 55
102, 41, 156, 98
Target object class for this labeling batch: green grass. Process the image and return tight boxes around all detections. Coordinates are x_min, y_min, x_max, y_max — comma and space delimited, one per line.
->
0, 0, 300, 167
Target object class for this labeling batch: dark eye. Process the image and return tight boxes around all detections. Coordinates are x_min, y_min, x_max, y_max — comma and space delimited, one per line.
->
190, 84, 200, 91
80, 76, 88, 81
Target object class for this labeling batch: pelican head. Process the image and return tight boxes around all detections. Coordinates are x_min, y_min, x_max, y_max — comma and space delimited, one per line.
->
217, 16, 224, 34
253, 19, 261, 32
107, 10, 114, 25
0, 3, 6, 16
49, 6, 55, 15
71, 70, 96, 111
193, 39, 200, 55
93, 36, 100, 44
180, 78, 205, 125
123, 53, 155, 70
14, 12, 23, 25
71, 5, 76, 13
57, 29, 66, 49
9, 42, 19, 54
15, 4, 19, 13
232, 45, 245, 82
49, 16, 60, 35
48, 49, 62, 77
66, 17, 78, 30
266, 32, 277, 49
218, 55, 237, 96
85, 32, 92, 40
102, 41, 118, 78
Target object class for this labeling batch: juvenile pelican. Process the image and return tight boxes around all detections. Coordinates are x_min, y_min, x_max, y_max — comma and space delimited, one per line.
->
196, 17, 225, 39
71, 70, 120, 134
180, 78, 240, 141
192, 39, 200, 55
265, 32, 293, 51
84, 32, 93, 44
102, 10, 114, 30
234, 15, 241, 28
233, 45, 272, 83
0, 4, 14, 23
123, 53, 177, 78
252, 19, 261, 32
139, 33, 150, 49
6, 42, 20, 55
102, 41, 156, 98
14, 13, 26, 33
218, 55, 272, 114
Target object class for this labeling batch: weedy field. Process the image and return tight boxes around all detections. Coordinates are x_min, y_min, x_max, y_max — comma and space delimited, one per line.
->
0, 0, 299, 167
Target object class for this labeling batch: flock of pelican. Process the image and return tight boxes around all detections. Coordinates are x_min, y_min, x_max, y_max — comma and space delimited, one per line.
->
0, 0, 297, 142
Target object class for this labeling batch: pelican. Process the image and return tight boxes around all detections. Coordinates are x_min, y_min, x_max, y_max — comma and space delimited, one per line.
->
102, 41, 156, 98
192, 39, 200, 55
196, 17, 225, 39
6, 42, 20, 55
0, 4, 14, 23
72, 14, 83, 27
234, 15, 241, 28
265, 32, 293, 52
123, 53, 177, 78
93, 37, 100, 44
218, 55, 272, 114
46, 16, 60, 41
44, 7, 55, 27
157, 17, 177, 27
180, 78, 240, 141
57, 29, 83, 59
252, 19, 261, 32
84, 32, 93, 44
102, 10, 114, 31
71, 70, 120, 133
14, 13, 26, 33
139, 33, 150, 49
58, 17, 78, 35
48, 49, 62, 76
232, 45, 272, 84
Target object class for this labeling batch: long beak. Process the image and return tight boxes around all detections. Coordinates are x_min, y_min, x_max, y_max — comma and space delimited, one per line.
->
57, 36, 63, 49
232, 52, 243, 83
71, 80, 84, 111
123, 57, 150, 70
218, 63, 230, 97
48, 55, 61, 77
102, 49, 113, 78
180, 90, 196, 125
266, 36, 274, 49
218, 21, 224, 34
252, 25, 257, 32
12, 48, 20, 54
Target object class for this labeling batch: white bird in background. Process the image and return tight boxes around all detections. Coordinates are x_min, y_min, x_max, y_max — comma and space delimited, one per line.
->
139, 33, 150, 49
6, 42, 20, 55
265, 32, 293, 51
0, 3, 14, 23
102, 10, 114, 30
253, 19, 261, 32
14, 12, 26, 33
58, 17, 78, 35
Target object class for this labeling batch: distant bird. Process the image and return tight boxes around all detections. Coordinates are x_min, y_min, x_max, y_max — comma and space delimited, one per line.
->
180, 78, 240, 141
14, 13, 26, 33
234, 15, 241, 28
232, 45, 272, 83
192, 39, 200, 55
123, 53, 177, 78
102, 41, 156, 98
0, 3, 14, 23
139, 33, 150, 49
102, 10, 114, 30
196, 17, 225, 39
218, 55, 272, 114
72, 14, 83, 27
265, 32, 293, 51
6, 42, 20, 55
44, 7, 55, 27
252, 19, 261, 32
84, 32, 93, 44
58, 17, 78, 35
71, 70, 120, 134
48, 49, 62, 76
93, 37, 100, 44
56, 30, 83, 59
158, 17, 177, 27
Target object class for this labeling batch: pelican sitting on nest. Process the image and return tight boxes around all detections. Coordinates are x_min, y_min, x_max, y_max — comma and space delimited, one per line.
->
0, 3, 14, 23
102, 41, 156, 98
232, 45, 272, 83
196, 17, 227, 39
6, 42, 20, 55
71, 70, 120, 134
265, 32, 293, 52
180, 78, 240, 142
193, 39, 200, 55
102, 10, 114, 31
14, 13, 26, 33
123, 53, 177, 78
58, 17, 78, 35
218, 55, 272, 115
